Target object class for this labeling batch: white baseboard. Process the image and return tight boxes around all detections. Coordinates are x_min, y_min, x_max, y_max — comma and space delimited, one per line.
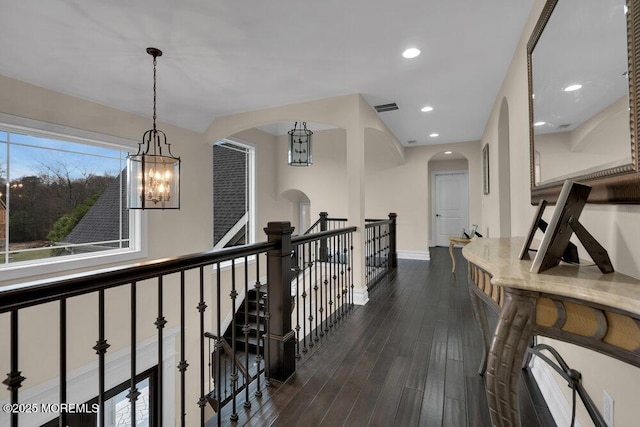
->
530, 355, 581, 427
398, 250, 430, 261
352, 288, 369, 305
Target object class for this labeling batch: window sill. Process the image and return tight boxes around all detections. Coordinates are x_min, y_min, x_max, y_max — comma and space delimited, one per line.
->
0, 247, 148, 285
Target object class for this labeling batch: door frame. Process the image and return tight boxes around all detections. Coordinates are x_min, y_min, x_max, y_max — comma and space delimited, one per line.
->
431, 169, 469, 247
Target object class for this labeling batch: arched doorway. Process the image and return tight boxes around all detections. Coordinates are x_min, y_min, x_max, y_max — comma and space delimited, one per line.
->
280, 189, 311, 235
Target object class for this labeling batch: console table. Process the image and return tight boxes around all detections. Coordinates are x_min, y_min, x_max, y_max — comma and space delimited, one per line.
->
462, 237, 640, 426
448, 236, 472, 273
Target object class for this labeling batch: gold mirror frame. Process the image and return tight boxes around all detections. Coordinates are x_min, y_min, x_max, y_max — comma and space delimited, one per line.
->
528, 0, 640, 204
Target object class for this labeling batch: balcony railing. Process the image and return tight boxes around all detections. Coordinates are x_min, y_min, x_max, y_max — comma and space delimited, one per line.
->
365, 213, 397, 290
0, 215, 395, 426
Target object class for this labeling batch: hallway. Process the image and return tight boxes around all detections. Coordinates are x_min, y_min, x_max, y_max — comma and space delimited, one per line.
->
217, 247, 554, 426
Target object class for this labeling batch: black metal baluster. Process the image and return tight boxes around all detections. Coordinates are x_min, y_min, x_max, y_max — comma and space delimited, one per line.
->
216, 263, 222, 426
224, 357, 228, 399
295, 256, 301, 358
338, 234, 343, 318
331, 236, 340, 325
337, 234, 342, 319
128, 282, 140, 427
93, 290, 109, 427
345, 233, 351, 310
254, 254, 264, 395
301, 243, 308, 353
313, 241, 320, 342
340, 234, 346, 318
321, 247, 326, 335
59, 299, 67, 427
197, 266, 207, 424
375, 225, 379, 278
230, 259, 238, 422
385, 224, 390, 272
323, 247, 329, 333
313, 240, 322, 341
155, 276, 166, 427
373, 226, 377, 282
243, 256, 251, 408
365, 227, 370, 287
328, 234, 334, 328
264, 252, 272, 388
3, 310, 25, 427
178, 272, 188, 427
302, 243, 314, 347
349, 231, 354, 308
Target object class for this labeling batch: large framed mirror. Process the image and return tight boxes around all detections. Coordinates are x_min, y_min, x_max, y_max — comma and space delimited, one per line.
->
528, 0, 640, 204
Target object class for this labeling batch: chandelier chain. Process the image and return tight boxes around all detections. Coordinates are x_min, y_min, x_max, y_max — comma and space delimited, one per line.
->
152, 55, 157, 131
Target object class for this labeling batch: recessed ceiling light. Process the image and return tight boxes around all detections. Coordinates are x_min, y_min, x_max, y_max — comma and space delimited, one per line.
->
429, 133, 439, 138
534, 121, 546, 126
564, 84, 582, 92
402, 48, 421, 59
444, 151, 452, 155
421, 106, 434, 112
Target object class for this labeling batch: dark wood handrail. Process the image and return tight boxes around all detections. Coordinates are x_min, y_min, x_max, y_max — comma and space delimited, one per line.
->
292, 226, 356, 246
365, 219, 392, 228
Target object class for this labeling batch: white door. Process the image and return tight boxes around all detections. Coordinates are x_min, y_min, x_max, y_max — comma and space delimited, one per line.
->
433, 171, 469, 247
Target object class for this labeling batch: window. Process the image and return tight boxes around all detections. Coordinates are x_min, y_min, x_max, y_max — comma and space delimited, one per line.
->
0, 119, 141, 278
212, 140, 255, 249
41, 368, 156, 427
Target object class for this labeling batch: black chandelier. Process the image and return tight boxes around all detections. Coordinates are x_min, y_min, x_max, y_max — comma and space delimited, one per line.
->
128, 47, 180, 209
288, 121, 313, 166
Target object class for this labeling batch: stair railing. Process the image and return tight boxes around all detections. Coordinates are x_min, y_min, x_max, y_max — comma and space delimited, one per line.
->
291, 226, 356, 359
0, 220, 358, 427
365, 213, 398, 290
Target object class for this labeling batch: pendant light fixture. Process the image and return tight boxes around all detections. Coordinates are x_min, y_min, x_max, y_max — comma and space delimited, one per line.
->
128, 47, 180, 209
288, 121, 313, 166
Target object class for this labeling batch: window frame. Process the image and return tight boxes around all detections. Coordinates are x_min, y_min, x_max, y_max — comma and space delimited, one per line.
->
0, 114, 146, 282
212, 137, 256, 249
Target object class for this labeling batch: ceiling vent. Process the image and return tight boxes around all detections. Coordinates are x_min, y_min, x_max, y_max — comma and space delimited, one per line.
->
407, 140, 417, 144
374, 102, 399, 113
557, 123, 572, 129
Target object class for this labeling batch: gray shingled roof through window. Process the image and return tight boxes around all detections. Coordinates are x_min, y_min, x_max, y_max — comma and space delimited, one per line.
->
62, 170, 128, 247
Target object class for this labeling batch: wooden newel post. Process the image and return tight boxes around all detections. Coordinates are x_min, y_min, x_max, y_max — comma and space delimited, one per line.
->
319, 211, 329, 262
388, 213, 398, 268
264, 221, 296, 382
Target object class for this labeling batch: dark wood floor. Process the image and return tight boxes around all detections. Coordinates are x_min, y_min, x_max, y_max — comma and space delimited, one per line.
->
216, 247, 555, 426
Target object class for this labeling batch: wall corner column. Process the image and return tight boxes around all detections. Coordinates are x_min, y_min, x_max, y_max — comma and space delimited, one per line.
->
346, 123, 368, 305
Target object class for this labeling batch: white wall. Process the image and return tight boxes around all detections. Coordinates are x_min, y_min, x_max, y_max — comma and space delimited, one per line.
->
482, 1, 640, 425
365, 141, 481, 257
0, 73, 215, 426
276, 128, 348, 222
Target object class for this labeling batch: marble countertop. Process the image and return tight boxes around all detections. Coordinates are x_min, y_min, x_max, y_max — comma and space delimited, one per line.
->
462, 237, 640, 316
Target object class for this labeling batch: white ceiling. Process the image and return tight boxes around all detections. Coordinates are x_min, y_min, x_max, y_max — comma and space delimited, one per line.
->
0, 0, 534, 146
